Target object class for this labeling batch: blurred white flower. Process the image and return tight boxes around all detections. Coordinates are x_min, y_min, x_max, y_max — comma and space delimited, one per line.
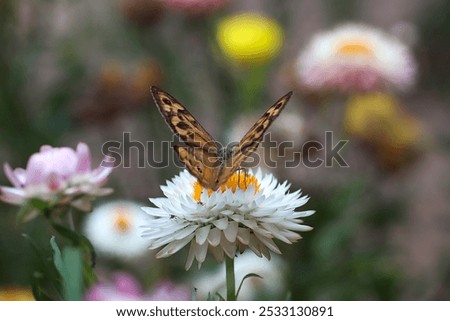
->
193, 252, 286, 300
84, 201, 151, 259
142, 169, 314, 270
1, 143, 112, 218
295, 23, 416, 93
390, 21, 419, 47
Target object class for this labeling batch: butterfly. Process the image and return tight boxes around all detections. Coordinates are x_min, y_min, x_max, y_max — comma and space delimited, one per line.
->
151, 86, 292, 191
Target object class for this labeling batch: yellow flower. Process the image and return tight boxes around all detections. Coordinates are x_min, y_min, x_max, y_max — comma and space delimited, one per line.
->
344, 92, 398, 138
344, 92, 423, 169
216, 13, 283, 66
0, 287, 35, 301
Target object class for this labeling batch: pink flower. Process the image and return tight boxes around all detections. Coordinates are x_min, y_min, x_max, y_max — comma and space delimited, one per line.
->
164, 0, 229, 15
146, 281, 191, 301
85, 273, 190, 301
295, 23, 416, 93
85, 273, 143, 301
1, 143, 113, 216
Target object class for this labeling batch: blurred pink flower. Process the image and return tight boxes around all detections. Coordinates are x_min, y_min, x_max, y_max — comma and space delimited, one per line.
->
295, 23, 416, 93
1, 143, 113, 216
85, 273, 142, 301
85, 273, 190, 301
164, 0, 229, 15
146, 281, 191, 301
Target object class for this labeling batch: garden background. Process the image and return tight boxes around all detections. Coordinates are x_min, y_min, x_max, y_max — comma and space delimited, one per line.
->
0, 0, 449, 300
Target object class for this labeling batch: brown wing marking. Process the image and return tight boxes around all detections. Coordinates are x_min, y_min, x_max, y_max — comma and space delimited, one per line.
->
174, 145, 222, 190
227, 92, 293, 171
151, 86, 218, 153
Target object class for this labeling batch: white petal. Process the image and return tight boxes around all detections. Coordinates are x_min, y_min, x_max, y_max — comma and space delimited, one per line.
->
223, 221, 239, 242
185, 241, 196, 270
207, 228, 221, 246
173, 225, 198, 240
195, 225, 211, 245
220, 237, 236, 259
0, 187, 26, 204
280, 221, 313, 232
141, 206, 170, 217
212, 217, 229, 230
156, 234, 195, 257
292, 210, 315, 218
254, 233, 281, 254
209, 245, 224, 262
195, 241, 208, 263
237, 228, 250, 245
260, 223, 291, 243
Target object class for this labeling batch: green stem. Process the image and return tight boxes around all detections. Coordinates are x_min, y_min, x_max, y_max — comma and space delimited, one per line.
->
238, 64, 271, 112
225, 255, 236, 301
67, 208, 75, 231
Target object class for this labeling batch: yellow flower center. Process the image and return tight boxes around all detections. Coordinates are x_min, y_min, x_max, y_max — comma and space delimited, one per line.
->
192, 171, 260, 202
113, 208, 133, 233
335, 40, 374, 57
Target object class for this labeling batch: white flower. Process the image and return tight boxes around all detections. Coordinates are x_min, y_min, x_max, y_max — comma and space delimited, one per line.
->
193, 252, 286, 300
295, 23, 416, 93
141, 169, 314, 270
1, 143, 113, 216
84, 201, 151, 259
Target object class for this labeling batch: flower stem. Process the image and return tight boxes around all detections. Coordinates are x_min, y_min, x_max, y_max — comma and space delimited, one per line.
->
68, 209, 75, 231
225, 255, 236, 301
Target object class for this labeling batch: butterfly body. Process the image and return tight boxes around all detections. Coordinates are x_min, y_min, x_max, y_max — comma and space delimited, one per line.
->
151, 86, 292, 190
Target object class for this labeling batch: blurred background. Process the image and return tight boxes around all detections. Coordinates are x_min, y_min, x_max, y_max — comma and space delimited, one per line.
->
0, 0, 449, 300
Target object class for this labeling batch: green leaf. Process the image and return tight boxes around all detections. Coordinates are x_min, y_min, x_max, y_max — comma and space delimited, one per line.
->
50, 237, 84, 300
31, 272, 53, 301
61, 247, 84, 301
51, 222, 97, 288
50, 236, 64, 275
29, 198, 51, 210
206, 292, 225, 301
236, 273, 262, 299
23, 234, 59, 278
51, 222, 96, 267
23, 234, 61, 300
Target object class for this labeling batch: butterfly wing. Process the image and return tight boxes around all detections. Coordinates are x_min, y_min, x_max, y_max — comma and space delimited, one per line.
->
151, 86, 222, 189
174, 145, 222, 190
151, 86, 218, 152
219, 92, 293, 183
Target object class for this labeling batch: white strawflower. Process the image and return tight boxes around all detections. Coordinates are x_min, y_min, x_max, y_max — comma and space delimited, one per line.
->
295, 23, 416, 93
141, 169, 314, 270
84, 201, 151, 259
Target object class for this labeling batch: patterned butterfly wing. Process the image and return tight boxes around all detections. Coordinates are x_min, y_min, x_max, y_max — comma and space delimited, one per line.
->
151, 86, 218, 153
222, 92, 293, 179
151, 86, 223, 189
174, 145, 223, 190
